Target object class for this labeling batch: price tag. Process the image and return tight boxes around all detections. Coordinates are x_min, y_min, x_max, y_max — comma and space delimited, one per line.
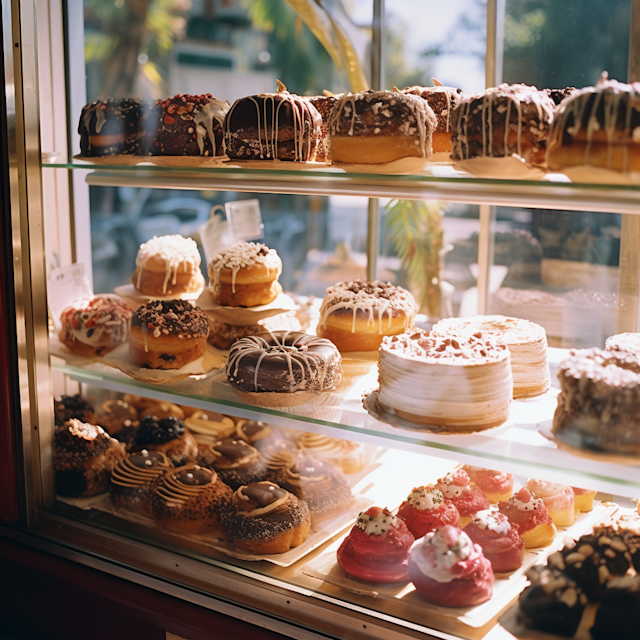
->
225, 199, 264, 242
199, 206, 235, 266
48, 262, 93, 332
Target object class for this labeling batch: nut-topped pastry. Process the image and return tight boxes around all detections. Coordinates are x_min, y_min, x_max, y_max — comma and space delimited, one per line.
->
327, 89, 437, 165
220, 481, 312, 554
151, 464, 233, 534
397, 485, 460, 539
207, 241, 283, 307
594, 513, 640, 572
317, 280, 416, 353
198, 439, 266, 490
59, 294, 133, 357
402, 80, 464, 156
224, 81, 322, 162
590, 575, 640, 640
451, 84, 555, 166
133, 415, 198, 467
552, 348, 640, 454
129, 299, 209, 369
432, 315, 550, 398
131, 235, 205, 297
377, 329, 512, 430
109, 450, 173, 515
54, 419, 126, 498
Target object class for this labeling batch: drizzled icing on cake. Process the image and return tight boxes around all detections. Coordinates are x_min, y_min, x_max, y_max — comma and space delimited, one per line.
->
61, 294, 132, 346
135, 235, 202, 294
192, 98, 230, 155
319, 280, 416, 333
154, 465, 215, 506
208, 241, 281, 294
356, 507, 397, 535
224, 81, 321, 161
111, 451, 171, 488
401, 79, 463, 132
471, 509, 511, 535
452, 83, 555, 160
237, 481, 288, 517
406, 486, 444, 511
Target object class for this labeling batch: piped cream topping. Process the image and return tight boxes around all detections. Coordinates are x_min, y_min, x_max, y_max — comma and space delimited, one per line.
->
410, 526, 475, 583
406, 486, 444, 511
356, 508, 398, 536
471, 509, 511, 535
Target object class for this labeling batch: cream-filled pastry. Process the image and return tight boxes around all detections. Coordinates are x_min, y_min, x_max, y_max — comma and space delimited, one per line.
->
525, 479, 578, 527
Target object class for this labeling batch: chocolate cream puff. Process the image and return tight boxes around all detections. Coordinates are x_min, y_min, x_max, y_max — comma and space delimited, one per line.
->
198, 439, 266, 490
133, 415, 198, 467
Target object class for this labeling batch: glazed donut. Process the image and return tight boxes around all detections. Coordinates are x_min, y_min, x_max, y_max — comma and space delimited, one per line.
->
224, 81, 322, 161
219, 481, 311, 554
308, 94, 337, 162
327, 90, 437, 164
109, 450, 173, 515
96, 398, 138, 435
547, 73, 640, 174
207, 241, 282, 308
54, 394, 97, 427
198, 439, 266, 490
131, 235, 205, 297
451, 84, 555, 166
133, 416, 198, 467
129, 299, 209, 369
151, 464, 233, 535
54, 419, 126, 498
402, 80, 463, 155
184, 410, 236, 444
317, 280, 416, 352
140, 402, 185, 421
226, 331, 343, 407
59, 294, 132, 357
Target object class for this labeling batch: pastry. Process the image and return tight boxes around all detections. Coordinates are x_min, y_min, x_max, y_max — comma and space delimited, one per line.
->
131, 235, 205, 297
547, 533, 632, 601
133, 415, 198, 467
396, 486, 460, 539
431, 315, 550, 398
462, 465, 514, 503
206, 312, 301, 350
54, 394, 97, 427
151, 464, 233, 535
605, 331, 640, 359
517, 566, 587, 637
317, 280, 416, 353
463, 510, 525, 573
544, 87, 578, 105
451, 84, 555, 167
408, 525, 494, 607
59, 294, 132, 357
327, 90, 437, 165
96, 398, 138, 435
590, 575, 640, 640
129, 299, 209, 370
122, 394, 157, 411
234, 420, 288, 455
552, 348, 640, 454
54, 419, 126, 498
148, 94, 229, 156
220, 481, 311, 554
498, 488, 557, 548
224, 81, 322, 161
207, 241, 282, 307
78, 98, 145, 156
296, 432, 365, 475
436, 470, 490, 528
184, 410, 236, 445
572, 487, 597, 512
377, 329, 512, 430
109, 450, 173, 515
401, 81, 463, 155
337, 507, 415, 583
308, 94, 337, 162
593, 513, 640, 572
226, 331, 342, 407
140, 402, 185, 421
265, 451, 353, 522
198, 439, 266, 490
547, 73, 640, 175
525, 479, 578, 527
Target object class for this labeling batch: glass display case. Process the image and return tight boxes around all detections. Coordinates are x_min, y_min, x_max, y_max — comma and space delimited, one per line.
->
3, 1, 640, 639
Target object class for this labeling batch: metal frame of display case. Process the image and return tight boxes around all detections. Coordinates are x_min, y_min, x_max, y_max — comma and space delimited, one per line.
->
3, 0, 640, 639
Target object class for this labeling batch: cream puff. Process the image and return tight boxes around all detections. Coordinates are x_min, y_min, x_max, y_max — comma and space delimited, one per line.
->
572, 487, 597, 512
198, 439, 266, 490
97, 398, 139, 435
184, 410, 236, 444
463, 465, 514, 504
498, 488, 557, 548
436, 469, 490, 528
526, 479, 578, 527
133, 416, 198, 467
396, 486, 460, 539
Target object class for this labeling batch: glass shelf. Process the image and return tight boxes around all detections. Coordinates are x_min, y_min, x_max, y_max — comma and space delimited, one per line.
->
51, 347, 640, 497
43, 159, 640, 215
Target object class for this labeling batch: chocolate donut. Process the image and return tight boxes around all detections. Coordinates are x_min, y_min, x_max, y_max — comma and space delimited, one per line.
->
198, 439, 266, 489
54, 394, 97, 427
226, 331, 342, 406
224, 81, 322, 161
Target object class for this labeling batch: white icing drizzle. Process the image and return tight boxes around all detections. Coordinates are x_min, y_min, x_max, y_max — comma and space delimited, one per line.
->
192, 98, 230, 155
471, 509, 511, 535
135, 235, 202, 294
401, 82, 461, 132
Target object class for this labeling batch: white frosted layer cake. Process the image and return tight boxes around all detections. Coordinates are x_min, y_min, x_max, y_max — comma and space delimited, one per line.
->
378, 329, 513, 430
432, 315, 550, 398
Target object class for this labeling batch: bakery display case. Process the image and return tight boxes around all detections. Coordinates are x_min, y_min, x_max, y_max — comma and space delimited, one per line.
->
3, 1, 640, 639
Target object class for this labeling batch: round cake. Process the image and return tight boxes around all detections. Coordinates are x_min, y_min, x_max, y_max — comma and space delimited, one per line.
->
605, 332, 640, 359
552, 348, 640, 454
431, 315, 550, 398
377, 329, 512, 430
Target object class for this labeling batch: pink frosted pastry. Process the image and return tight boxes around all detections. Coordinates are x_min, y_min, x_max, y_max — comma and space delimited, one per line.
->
498, 488, 557, 548
436, 469, 490, 528
463, 510, 524, 573
408, 524, 494, 607
397, 485, 460, 539
526, 479, 577, 527
572, 487, 597, 512
463, 465, 514, 503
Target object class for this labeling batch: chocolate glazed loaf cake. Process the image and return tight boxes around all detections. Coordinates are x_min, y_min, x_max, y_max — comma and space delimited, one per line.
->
224, 81, 322, 161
